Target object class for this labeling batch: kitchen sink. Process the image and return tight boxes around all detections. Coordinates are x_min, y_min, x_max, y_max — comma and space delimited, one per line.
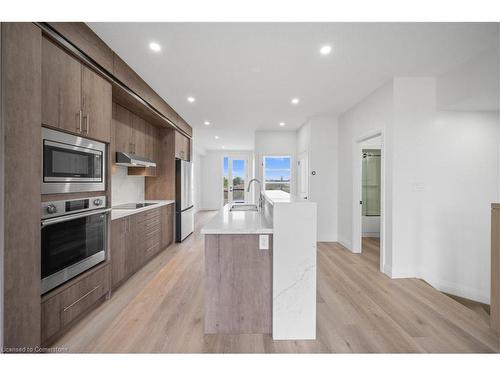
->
230, 204, 258, 212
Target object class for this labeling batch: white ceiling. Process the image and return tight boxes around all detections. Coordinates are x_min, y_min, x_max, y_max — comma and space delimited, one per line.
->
88, 22, 499, 151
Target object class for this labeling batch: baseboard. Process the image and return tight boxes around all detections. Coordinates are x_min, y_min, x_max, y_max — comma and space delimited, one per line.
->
317, 234, 338, 242
421, 275, 489, 304
337, 238, 352, 251
362, 232, 380, 238
383, 263, 392, 277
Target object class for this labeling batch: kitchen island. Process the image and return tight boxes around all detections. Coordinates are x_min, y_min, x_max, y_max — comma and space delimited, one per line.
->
201, 192, 317, 340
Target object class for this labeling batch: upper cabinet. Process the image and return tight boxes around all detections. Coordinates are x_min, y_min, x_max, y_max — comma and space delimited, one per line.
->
42, 38, 82, 136
42, 37, 111, 143
175, 131, 191, 161
44, 23, 192, 139
47, 23, 114, 73
113, 103, 159, 162
81, 66, 112, 142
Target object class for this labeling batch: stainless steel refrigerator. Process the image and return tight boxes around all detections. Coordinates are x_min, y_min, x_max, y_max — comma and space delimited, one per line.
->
175, 159, 194, 242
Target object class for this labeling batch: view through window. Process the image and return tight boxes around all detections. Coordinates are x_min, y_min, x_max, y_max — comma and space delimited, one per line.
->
263, 156, 291, 193
223, 157, 246, 204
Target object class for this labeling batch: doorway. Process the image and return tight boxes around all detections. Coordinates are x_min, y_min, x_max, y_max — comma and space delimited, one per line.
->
223, 156, 248, 205
352, 132, 386, 275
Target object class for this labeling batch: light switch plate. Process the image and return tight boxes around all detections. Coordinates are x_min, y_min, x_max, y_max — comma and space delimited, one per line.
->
259, 235, 269, 250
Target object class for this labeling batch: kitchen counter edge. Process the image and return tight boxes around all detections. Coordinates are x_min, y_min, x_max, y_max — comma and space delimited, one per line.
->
111, 200, 175, 220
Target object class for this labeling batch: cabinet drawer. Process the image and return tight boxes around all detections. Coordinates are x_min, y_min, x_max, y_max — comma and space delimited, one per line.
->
60, 265, 110, 325
41, 264, 110, 343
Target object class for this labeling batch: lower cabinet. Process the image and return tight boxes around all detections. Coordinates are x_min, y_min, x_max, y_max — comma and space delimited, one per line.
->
41, 264, 110, 344
110, 204, 174, 289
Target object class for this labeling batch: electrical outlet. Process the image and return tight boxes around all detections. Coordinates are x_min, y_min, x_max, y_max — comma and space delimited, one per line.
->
259, 235, 269, 250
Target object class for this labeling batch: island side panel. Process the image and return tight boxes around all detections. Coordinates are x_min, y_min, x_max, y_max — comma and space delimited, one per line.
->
272, 202, 317, 340
204, 234, 273, 334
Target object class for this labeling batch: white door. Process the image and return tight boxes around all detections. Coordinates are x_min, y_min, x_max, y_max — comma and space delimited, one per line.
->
223, 156, 248, 205
297, 151, 309, 199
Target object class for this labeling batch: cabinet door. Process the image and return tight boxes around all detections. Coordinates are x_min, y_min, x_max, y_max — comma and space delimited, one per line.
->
82, 65, 112, 142
145, 124, 159, 162
175, 131, 190, 160
131, 113, 146, 156
42, 37, 82, 134
113, 103, 134, 156
110, 217, 128, 288
161, 204, 174, 249
128, 212, 145, 273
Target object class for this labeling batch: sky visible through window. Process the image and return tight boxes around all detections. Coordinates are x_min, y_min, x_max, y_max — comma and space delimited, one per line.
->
223, 157, 245, 178
265, 156, 291, 181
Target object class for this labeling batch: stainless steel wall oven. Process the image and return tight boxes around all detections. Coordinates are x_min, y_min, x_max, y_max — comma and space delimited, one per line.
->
41, 196, 109, 294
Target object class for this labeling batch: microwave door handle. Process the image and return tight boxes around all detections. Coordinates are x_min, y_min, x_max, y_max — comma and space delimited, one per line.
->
41, 208, 111, 228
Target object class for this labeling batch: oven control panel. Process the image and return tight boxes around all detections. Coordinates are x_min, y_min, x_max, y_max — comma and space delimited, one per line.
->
41, 195, 107, 220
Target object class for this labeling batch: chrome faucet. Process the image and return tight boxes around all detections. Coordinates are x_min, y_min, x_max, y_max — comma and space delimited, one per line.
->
247, 178, 263, 209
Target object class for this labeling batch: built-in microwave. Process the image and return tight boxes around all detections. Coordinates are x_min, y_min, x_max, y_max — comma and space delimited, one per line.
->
42, 127, 106, 194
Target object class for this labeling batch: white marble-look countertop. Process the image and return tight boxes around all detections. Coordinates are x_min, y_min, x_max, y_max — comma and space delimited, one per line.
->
262, 190, 307, 205
111, 200, 175, 220
201, 204, 273, 234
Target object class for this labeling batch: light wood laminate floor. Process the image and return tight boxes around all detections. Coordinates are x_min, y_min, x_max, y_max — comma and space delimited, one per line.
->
53, 211, 500, 353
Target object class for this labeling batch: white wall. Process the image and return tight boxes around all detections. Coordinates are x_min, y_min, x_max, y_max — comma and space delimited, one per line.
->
393, 77, 499, 302
111, 167, 145, 205
200, 150, 254, 210
339, 73, 499, 303
338, 81, 394, 268
192, 149, 203, 213
297, 117, 339, 242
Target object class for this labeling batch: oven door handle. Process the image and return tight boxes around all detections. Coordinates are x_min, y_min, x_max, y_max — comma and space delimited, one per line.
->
41, 208, 111, 228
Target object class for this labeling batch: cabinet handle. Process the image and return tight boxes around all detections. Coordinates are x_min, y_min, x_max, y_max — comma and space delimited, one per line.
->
76, 110, 82, 133
82, 114, 89, 135
63, 285, 101, 312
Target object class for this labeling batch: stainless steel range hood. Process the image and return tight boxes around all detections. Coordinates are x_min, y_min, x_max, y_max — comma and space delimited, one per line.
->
115, 152, 157, 168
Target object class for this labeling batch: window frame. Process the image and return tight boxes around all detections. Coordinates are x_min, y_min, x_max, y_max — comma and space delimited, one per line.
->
262, 155, 293, 194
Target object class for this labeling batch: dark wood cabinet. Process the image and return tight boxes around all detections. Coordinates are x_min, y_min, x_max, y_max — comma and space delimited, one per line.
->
41, 264, 110, 344
175, 130, 191, 161
131, 113, 146, 156
110, 217, 129, 288
82, 66, 112, 142
161, 204, 174, 249
110, 205, 174, 289
113, 103, 159, 163
42, 37, 82, 135
491, 204, 500, 331
42, 37, 111, 143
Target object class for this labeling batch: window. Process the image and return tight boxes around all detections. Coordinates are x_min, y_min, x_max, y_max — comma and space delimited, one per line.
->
263, 156, 291, 193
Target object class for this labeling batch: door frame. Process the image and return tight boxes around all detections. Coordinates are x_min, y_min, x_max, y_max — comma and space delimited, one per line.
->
297, 151, 309, 199
221, 154, 249, 207
352, 130, 386, 275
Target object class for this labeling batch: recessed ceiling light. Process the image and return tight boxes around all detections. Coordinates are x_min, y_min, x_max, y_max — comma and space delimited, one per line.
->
320, 45, 332, 55
214, 135, 219, 140
291, 98, 300, 105
221, 145, 225, 149
279, 122, 285, 127
204, 121, 210, 126
187, 96, 195, 103
149, 42, 161, 52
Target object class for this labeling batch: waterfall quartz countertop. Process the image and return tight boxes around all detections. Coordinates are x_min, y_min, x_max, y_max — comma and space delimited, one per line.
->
201, 203, 273, 234
111, 200, 175, 220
